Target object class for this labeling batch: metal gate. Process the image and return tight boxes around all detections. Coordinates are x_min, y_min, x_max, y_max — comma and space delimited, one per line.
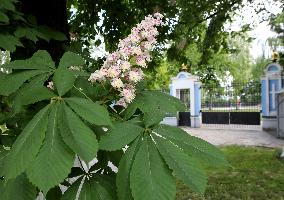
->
277, 91, 284, 138
201, 82, 261, 127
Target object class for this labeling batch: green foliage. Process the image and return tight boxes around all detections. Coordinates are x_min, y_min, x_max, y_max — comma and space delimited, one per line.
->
154, 125, 228, 167
0, 2, 231, 198
3, 105, 50, 181
3, 50, 55, 70
0, 70, 47, 96
0, 46, 227, 198
65, 97, 112, 126
19, 86, 55, 106
54, 68, 77, 96
0, 173, 37, 200
26, 104, 74, 195
59, 51, 85, 69
58, 103, 98, 162
0, 0, 67, 53
62, 175, 116, 200
130, 136, 176, 200
0, 34, 23, 52
116, 137, 141, 200
153, 134, 207, 194
123, 90, 186, 121
99, 122, 144, 151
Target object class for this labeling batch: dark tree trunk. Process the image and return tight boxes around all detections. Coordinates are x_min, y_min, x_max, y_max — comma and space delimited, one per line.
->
12, 0, 70, 64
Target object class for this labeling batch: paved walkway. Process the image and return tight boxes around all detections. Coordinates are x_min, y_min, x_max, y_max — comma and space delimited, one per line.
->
182, 126, 284, 148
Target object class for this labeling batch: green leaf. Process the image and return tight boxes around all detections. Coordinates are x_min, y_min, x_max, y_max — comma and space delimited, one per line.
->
62, 175, 116, 200
0, 11, 9, 23
143, 109, 165, 128
78, 176, 115, 200
130, 136, 176, 200
3, 105, 50, 181
26, 103, 75, 195
58, 103, 98, 162
1, 174, 37, 200
0, 34, 22, 52
94, 174, 117, 199
153, 134, 207, 194
154, 125, 228, 167
0, 147, 8, 176
46, 186, 62, 200
61, 177, 83, 200
99, 122, 144, 151
59, 51, 85, 69
65, 97, 112, 126
14, 27, 39, 42
3, 50, 55, 70
116, 137, 141, 200
54, 68, 76, 96
0, 0, 15, 11
0, 70, 48, 96
36, 25, 67, 41
12, 72, 51, 114
20, 86, 55, 105
123, 90, 185, 120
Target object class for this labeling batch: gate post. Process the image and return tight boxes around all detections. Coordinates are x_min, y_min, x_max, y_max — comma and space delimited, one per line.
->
191, 81, 202, 128
261, 61, 284, 131
168, 70, 202, 128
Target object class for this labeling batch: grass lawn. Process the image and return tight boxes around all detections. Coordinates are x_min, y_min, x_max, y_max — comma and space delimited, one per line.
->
176, 146, 284, 200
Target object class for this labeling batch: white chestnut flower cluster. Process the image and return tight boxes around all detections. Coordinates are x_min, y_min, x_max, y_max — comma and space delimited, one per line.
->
88, 13, 164, 107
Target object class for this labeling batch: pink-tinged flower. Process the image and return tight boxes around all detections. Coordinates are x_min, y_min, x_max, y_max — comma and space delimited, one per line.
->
140, 30, 149, 39
131, 27, 140, 34
143, 52, 151, 62
119, 47, 132, 58
116, 98, 127, 107
128, 68, 144, 83
129, 33, 140, 43
47, 81, 54, 90
141, 41, 152, 50
136, 55, 147, 68
120, 61, 131, 72
88, 13, 164, 107
111, 78, 124, 89
154, 12, 164, 19
107, 66, 121, 78
132, 46, 143, 56
147, 36, 157, 44
89, 68, 107, 82
121, 85, 135, 103
106, 52, 120, 63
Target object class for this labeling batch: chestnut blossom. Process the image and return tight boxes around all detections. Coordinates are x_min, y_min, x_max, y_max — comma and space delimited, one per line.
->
136, 55, 147, 68
107, 66, 121, 78
120, 61, 131, 72
121, 85, 136, 103
111, 78, 124, 89
47, 81, 54, 90
88, 69, 107, 82
89, 12, 164, 107
128, 68, 144, 83
141, 41, 152, 50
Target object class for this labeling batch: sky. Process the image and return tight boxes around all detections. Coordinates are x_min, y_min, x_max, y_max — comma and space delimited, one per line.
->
227, 0, 283, 59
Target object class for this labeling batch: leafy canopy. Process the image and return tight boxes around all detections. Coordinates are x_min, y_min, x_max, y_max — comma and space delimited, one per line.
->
0, 0, 230, 199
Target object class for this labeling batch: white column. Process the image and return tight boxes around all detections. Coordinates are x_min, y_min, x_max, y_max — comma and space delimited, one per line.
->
271, 84, 276, 110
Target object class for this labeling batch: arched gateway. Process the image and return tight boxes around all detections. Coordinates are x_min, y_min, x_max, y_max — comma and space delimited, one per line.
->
169, 71, 202, 128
